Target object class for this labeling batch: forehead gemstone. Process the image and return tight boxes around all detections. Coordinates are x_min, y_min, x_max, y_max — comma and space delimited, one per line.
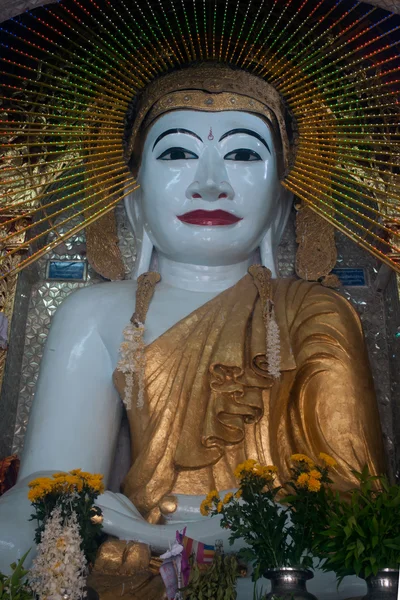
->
205, 97, 214, 105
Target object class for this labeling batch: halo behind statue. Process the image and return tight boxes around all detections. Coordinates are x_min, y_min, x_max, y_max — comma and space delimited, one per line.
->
0, 0, 399, 279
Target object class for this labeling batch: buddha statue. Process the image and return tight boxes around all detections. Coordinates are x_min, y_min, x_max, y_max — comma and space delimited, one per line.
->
0, 65, 385, 598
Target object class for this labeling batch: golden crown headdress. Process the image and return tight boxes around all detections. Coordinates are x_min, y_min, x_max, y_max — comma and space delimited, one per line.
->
0, 0, 399, 280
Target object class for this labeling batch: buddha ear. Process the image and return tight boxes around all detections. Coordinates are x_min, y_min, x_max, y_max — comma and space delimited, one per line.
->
124, 187, 154, 278
260, 184, 293, 277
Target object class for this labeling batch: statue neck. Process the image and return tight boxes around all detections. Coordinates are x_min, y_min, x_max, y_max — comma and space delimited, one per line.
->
157, 255, 254, 292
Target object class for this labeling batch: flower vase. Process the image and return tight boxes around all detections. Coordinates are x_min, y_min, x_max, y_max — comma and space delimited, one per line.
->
264, 568, 318, 600
361, 569, 399, 600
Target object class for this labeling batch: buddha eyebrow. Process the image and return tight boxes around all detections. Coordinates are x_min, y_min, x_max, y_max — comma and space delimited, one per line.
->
219, 128, 271, 153
152, 128, 203, 150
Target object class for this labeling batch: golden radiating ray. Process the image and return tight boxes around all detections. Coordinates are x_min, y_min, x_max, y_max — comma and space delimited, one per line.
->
294, 158, 400, 215
0, 165, 128, 230
21, 5, 158, 86
0, 158, 128, 205
243, 0, 338, 69
56, 0, 170, 74
297, 142, 400, 168
0, 108, 122, 127
0, 183, 139, 281
286, 68, 400, 108
241, 0, 309, 69
285, 176, 396, 251
300, 121, 400, 131
1, 72, 131, 109
265, 5, 381, 83
0, 130, 122, 138
291, 166, 400, 238
242, 0, 326, 69
246, 0, 294, 71
0, 147, 123, 177
291, 77, 400, 109
298, 102, 400, 121
0, 144, 122, 160
298, 152, 400, 197
0, 170, 131, 248
124, 0, 179, 66
301, 133, 400, 143
0, 104, 125, 123
283, 56, 400, 103
295, 158, 400, 203
152, 0, 185, 62
133, 0, 183, 65
0, 84, 128, 117
0, 55, 140, 103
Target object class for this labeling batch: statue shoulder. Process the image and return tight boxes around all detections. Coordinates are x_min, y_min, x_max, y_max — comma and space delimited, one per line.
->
50, 280, 138, 329
275, 277, 363, 331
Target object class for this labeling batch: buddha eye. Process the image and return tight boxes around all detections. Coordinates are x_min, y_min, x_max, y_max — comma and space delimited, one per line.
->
224, 149, 262, 162
157, 147, 199, 160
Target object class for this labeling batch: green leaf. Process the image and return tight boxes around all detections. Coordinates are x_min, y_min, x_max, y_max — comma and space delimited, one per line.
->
356, 539, 365, 556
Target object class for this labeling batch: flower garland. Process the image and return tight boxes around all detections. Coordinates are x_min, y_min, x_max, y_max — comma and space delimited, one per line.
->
28, 469, 104, 564
116, 320, 146, 410
29, 506, 87, 600
265, 303, 281, 380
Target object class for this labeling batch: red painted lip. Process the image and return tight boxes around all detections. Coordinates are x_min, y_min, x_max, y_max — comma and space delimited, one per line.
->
177, 209, 242, 226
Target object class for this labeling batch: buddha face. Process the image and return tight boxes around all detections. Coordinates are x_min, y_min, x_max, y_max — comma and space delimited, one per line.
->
134, 110, 289, 267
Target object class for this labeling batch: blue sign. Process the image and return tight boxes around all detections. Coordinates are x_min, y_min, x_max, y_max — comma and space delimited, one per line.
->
331, 268, 367, 287
47, 260, 87, 282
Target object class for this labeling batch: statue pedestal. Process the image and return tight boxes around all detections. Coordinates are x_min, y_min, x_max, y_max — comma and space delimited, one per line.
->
90, 539, 368, 600
89, 540, 165, 600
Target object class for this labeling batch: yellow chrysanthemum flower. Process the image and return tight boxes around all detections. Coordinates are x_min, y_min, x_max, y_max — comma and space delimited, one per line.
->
205, 489, 220, 504
28, 486, 46, 502
296, 473, 310, 487
217, 502, 223, 513
291, 454, 315, 467
234, 489, 242, 499
27, 477, 55, 501
319, 453, 337, 467
52, 472, 67, 479
69, 469, 82, 476
223, 492, 234, 504
265, 465, 278, 473
28, 476, 53, 489
83, 474, 105, 493
307, 478, 321, 492
309, 469, 322, 480
233, 459, 257, 479
200, 500, 211, 516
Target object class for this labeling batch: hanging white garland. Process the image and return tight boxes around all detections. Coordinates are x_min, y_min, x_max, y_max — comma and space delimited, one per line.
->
29, 506, 87, 600
116, 320, 146, 410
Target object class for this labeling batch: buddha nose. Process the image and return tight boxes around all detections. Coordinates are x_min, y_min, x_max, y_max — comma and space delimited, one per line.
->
186, 146, 234, 202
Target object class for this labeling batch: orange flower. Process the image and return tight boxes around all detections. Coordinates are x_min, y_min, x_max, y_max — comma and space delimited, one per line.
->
200, 499, 211, 516
309, 469, 322, 480
223, 492, 234, 504
307, 478, 321, 492
234, 459, 257, 479
291, 454, 314, 468
296, 473, 310, 488
319, 453, 337, 467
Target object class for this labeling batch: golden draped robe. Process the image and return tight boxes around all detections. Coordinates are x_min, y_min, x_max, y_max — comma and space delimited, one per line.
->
114, 275, 385, 522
